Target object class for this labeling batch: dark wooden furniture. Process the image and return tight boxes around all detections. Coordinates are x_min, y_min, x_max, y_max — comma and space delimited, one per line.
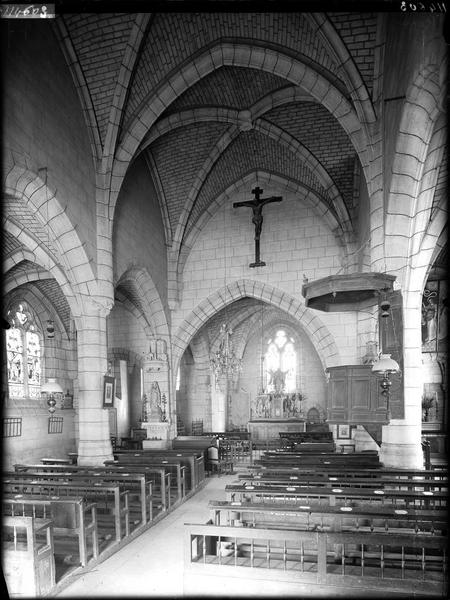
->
326, 364, 404, 425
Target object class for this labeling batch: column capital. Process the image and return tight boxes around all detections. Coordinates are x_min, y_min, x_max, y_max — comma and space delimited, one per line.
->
81, 295, 114, 318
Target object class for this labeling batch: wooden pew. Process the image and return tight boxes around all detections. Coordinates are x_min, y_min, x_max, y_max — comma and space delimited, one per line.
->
202, 431, 251, 441
101, 463, 173, 510
237, 473, 448, 492
225, 483, 447, 509
112, 450, 203, 492
3, 478, 129, 543
256, 456, 381, 469
245, 465, 447, 480
5, 469, 152, 527
260, 450, 380, 464
184, 522, 446, 596
2, 515, 56, 597
103, 460, 175, 509
111, 452, 189, 492
208, 499, 447, 536
16, 463, 172, 514
3, 494, 99, 568
279, 431, 333, 444
40, 457, 72, 465
289, 442, 336, 452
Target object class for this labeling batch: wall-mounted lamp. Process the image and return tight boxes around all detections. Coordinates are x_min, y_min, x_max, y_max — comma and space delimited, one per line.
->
41, 378, 64, 413
372, 354, 400, 421
46, 320, 55, 339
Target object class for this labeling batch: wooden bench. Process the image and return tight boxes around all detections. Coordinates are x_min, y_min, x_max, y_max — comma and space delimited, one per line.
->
237, 473, 448, 492
40, 457, 72, 465
279, 431, 333, 443
225, 483, 447, 509
113, 450, 204, 491
3, 494, 99, 568
291, 442, 336, 452
104, 458, 180, 508
2, 515, 56, 597
256, 455, 381, 469
101, 463, 173, 511
261, 449, 379, 462
112, 452, 192, 492
184, 522, 446, 596
3, 477, 129, 543
16, 462, 173, 514
208, 499, 447, 536
244, 465, 447, 479
6, 468, 152, 527
202, 431, 251, 441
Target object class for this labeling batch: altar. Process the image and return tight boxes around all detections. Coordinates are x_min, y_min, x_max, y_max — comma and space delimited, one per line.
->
248, 419, 305, 441
248, 391, 306, 441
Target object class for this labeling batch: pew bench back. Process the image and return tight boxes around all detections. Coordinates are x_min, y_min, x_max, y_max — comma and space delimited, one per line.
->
184, 522, 446, 596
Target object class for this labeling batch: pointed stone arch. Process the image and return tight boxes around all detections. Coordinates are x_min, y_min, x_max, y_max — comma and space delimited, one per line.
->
3, 248, 39, 275
168, 171, 350, 308
4, 217, 81, 322
172, 118, 353, 254
4, 164, 98, 318
116, 266, 169, 340
172, 279, 340, 373
110, 42, 368, 221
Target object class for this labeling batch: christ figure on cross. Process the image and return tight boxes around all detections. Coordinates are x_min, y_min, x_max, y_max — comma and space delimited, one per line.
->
233, 186, 282, 267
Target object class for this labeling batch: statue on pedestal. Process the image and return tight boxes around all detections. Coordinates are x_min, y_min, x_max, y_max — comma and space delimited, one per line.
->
143, 381, 163, 422
268, 368, 288, 393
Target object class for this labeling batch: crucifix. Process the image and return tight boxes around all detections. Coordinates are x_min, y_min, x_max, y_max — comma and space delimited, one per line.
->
233, 186, 283, 267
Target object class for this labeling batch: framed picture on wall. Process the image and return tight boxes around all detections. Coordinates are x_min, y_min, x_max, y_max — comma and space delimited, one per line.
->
337, 424, 351, 439
103, 376, 115, 408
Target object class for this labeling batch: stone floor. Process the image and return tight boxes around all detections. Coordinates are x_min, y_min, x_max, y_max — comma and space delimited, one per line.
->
53, 472, 441, 599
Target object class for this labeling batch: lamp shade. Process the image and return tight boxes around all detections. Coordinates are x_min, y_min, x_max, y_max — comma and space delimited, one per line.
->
41, 378, 64, 394
371, 354, 400, 374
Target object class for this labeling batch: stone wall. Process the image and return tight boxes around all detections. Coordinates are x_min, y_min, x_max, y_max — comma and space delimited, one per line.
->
2, 20, 97, 270
173, 187, 359, 365
113, 154, 168, 310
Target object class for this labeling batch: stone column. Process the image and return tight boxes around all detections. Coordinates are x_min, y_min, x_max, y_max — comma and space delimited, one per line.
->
380, 292, 424, 469
76, 298, 114, 466
211, 373, 227, 432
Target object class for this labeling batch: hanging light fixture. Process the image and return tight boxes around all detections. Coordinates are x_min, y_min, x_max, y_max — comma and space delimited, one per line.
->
38, 167, 64, 413
371, 290, 400, 420
210, 323, 242, 383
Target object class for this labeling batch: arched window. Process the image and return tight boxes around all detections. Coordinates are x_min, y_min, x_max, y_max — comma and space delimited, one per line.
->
265, 329, 296, 393
6, 302, 42, 399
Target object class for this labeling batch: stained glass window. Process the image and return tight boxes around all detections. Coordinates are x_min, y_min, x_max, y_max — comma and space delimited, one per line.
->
6, 302, 42, 399
265, 329, 296, 393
